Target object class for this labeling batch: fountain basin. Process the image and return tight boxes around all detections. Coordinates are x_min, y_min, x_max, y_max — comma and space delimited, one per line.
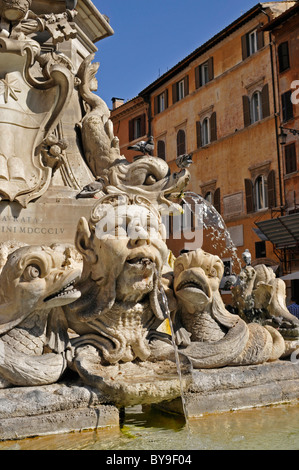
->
155, 360, 299, 417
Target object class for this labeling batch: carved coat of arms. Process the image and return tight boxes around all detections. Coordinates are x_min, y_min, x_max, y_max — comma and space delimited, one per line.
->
0, 0, 76, 207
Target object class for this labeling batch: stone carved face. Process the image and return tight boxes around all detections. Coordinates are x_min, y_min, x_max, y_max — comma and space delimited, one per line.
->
173, 248, 224, 314
75, 195, 169, 310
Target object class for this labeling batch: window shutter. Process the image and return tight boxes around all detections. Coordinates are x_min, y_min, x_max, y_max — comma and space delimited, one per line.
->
165, 89, 169, 109
285, 143, 297, 174
154, 96, 159, 115
241, 34, 249, 60
196, 121, 202, 148
282, 90, 294, 122
129, 119, 134, 142
245, 179, 254, 213
140, 113, 146, 136
157, 140, 166, 160
261, 83, 270, 118
177, 130, 186, 156
184, 76, 189, 96
172, 82, 178, 104
278, 42, 290, 73
210, 112, 217, 142
195, 66, 201, 89
257, 29, 264, 50
208, 57, 214, 81
243, 95, 251, 127
213, 187, 221, 214
267, 170, 276, 208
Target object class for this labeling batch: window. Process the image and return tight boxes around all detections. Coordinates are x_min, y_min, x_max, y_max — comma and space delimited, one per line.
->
157, 140, 166, 160
278, 42, 290, 73
255, 175, 268, 211
204, 191, 212, 203
282, 90, 294, 122
248, 30, 258, 55
255, 241, 266, 258
202, 118, 210, 146
176, 129, 186, 156
154, 90, 168, 115
285, 143, 297, 174
172, 76, 189, 104
195, 58, 214, 88
251, 91, 262, 123
243, 84, 270, 127
196, 112, 217, 147
244, 170, 276, 213
128, 114, 146, 142
178, 80, 185, 101
242, 28, 264, 59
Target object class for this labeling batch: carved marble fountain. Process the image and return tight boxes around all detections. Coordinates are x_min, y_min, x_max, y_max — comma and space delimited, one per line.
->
0, 0, 299, 441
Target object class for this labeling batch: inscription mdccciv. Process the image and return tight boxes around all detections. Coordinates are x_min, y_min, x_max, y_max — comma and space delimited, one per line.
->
0, 215, 65, 235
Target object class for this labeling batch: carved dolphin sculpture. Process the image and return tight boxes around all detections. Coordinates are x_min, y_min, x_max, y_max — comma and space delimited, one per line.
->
172, 249, 285, 368
0, 244, 82, 387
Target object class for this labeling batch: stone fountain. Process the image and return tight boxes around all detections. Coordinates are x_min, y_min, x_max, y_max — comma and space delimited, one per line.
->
0, 0, 299, 442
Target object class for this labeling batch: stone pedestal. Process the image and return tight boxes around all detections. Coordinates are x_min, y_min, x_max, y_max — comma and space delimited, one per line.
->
155, 360, 299, 417
0, 379, 120, 441
0, 189, 97, 245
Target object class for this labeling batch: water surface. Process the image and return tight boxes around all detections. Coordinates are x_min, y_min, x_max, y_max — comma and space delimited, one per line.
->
1, 402, 299, 450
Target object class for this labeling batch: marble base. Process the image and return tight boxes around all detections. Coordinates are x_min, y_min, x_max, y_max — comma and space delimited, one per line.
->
155, 360, 299, 417
0, 379, 120, 441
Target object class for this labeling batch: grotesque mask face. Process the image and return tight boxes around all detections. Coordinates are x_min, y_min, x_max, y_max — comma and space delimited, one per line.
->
75, 195, 169, 305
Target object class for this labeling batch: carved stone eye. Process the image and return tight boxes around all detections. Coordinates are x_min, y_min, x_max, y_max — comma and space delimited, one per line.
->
209, 268, 217, 277
144, 174, 157, 185
22, 264, 41, 281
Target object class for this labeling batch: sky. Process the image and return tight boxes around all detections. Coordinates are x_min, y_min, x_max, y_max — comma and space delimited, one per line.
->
92, 0, 262, 108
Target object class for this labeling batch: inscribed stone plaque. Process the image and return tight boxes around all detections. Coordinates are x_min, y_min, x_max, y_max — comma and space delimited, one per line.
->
227, 225, 244, 247
223, 192, 243, 218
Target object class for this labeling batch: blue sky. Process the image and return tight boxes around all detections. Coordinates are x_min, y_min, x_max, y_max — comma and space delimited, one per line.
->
92, 0, 261, 108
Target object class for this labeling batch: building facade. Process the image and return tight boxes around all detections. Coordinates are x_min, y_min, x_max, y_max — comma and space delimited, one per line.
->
110, 2, 299, 299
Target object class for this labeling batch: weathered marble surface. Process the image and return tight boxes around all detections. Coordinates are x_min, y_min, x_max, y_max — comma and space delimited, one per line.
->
156, 361, 299, 417
0, 379, 119, 440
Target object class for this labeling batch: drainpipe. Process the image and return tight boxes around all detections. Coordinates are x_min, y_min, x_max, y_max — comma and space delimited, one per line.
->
260, 7, 284, 213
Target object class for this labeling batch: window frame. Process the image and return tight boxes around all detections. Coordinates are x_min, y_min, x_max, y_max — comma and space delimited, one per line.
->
254, 175, 268, 211
201, 117, 210, 146
285, 142, 297, 175
251, 91, 262, 124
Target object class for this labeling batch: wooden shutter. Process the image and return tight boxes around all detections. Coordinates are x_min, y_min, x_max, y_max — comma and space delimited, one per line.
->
177, 130, 186, 156
157, 140, 166, 160
165, 89, 169, 109
282, 90, 293, 122
213, 187, 221, 214
285, 143, 297, 174
172, 82, 178, 104
154, 96, 159, 115
278, 42, 290, 72
195, 66, 201, 89
184, 76, 189, 96
244, 178, 254, 213
208, 57, 214, 82
140, 113, 146, 136
129, 119, 134, 142
196, 121, 202, 148
243, 95, 251, 127
210, 112, 217, 142
241, 34, 249, 60
261, 83, 270, 119
257, 29, 264, 50
267, 170, 276, 208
